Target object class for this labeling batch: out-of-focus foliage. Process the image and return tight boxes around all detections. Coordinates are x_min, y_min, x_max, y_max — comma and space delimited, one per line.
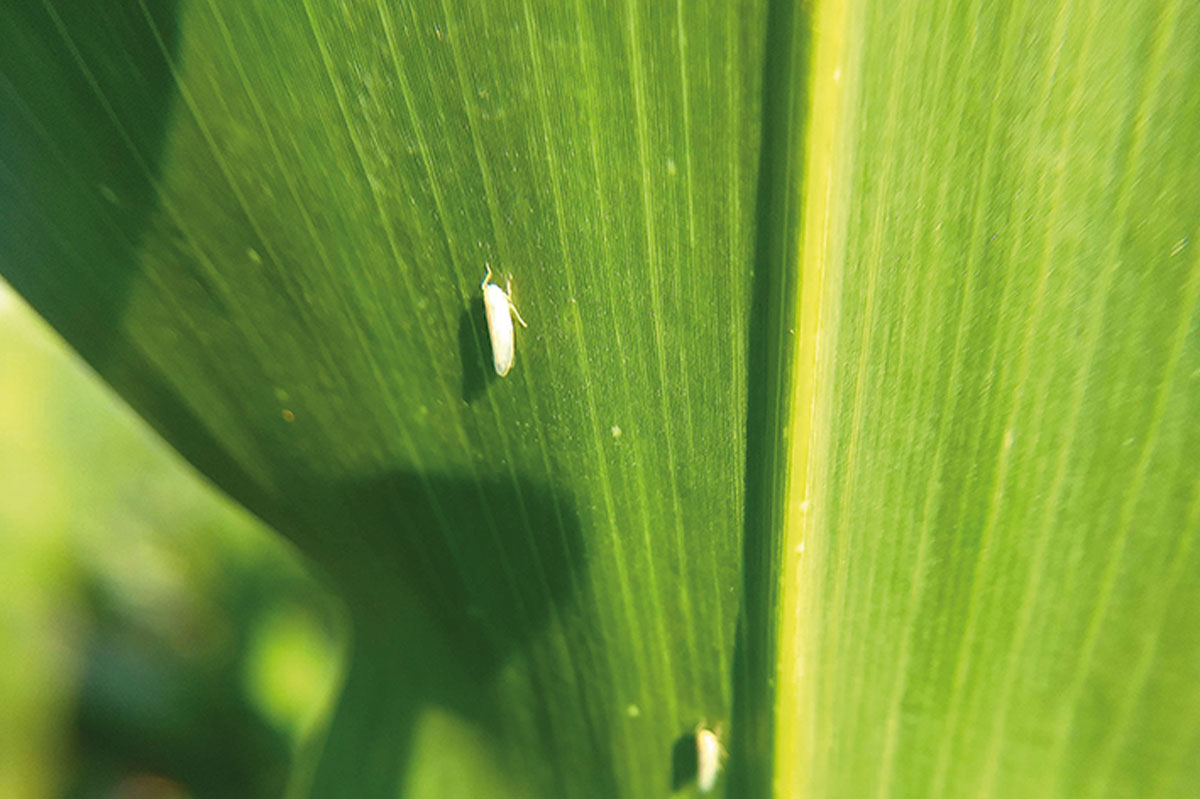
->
0, 281, 344, 799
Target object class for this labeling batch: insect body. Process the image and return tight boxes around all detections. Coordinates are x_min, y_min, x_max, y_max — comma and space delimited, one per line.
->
695, 724, 725, 793
481, 264, 528, 376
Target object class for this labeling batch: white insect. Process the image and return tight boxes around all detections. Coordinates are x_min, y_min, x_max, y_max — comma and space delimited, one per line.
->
481, 263, 528, 376
695, 723, 726, 793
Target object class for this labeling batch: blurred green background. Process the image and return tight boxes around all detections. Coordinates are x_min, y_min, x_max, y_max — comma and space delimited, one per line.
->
0, 277, 345, 799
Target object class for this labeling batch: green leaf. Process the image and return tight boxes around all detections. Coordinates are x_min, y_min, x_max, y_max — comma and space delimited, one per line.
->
3, 1, 761, 796
776, 1, 1200, 797
3, 1, 1198, 798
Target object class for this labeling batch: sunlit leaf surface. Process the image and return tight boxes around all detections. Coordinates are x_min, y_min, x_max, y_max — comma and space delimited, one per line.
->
778, 1, 1200, 797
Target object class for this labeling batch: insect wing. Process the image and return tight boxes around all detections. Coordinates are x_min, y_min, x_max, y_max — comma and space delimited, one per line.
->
484, 283, 515, 376
696, 729, 721, 792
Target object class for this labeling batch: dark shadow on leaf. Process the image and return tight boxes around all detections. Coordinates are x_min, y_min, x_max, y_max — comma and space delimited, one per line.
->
287, 469, 602, 798
0, 2, 183, 365
671, 729, 699, 792
459, 297, 496, 403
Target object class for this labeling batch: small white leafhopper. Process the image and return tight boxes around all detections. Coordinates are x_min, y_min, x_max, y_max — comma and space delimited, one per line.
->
481, 263, 527, 376
696, 723, 726, 793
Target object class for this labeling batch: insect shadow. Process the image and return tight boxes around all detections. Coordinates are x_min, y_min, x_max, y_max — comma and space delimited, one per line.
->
459, 296, 497, 403
671, 728, 700, 792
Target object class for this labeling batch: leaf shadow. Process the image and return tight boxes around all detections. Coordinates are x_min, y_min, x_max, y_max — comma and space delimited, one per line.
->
292, 468, 607, 798
1, 2, 183, 366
